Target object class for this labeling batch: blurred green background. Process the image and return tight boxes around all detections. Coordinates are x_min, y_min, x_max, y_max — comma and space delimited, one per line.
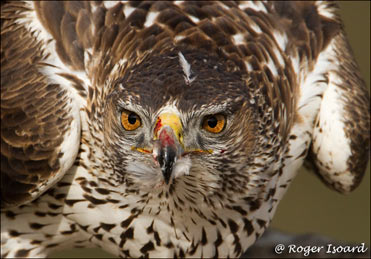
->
51, 2, 370, 258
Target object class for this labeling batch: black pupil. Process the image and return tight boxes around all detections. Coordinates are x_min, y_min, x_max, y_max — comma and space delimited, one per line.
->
128, 113, 137, 124
207, 116, 218, 128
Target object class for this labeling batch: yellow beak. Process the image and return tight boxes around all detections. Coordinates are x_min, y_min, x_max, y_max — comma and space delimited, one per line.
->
154, 113, 183, 145
152, 113, 183, 184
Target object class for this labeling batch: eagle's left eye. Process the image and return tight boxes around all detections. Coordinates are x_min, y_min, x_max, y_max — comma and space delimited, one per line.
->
121, 110, 141, 131
202, 114, 226, 134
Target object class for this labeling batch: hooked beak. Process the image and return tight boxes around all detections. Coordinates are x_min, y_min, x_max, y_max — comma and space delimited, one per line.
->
153, 113, 183, 184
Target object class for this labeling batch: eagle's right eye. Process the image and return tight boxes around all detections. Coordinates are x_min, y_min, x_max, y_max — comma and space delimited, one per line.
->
121, 110, 141, 131
202, 114, 226, 134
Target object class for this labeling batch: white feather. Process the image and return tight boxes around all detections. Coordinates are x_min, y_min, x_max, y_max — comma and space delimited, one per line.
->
232, 33, 245, 45
297, 42, 336, 123
315, 1, 336, 19
126, 162, 162, 185
188, 15, 200, 23
244, 60, 253, 71
123, 4, 135, 17
173, 1, 184, 6
239, 1, 268, 13
157, 102, 181, 117
249, 22, 262, 34
311, 73, 353, 187
144, 11, 159, 28
265, 56, 279, 76
178, 52, 196, 85
174, 35, 185, 42
272, 30, 288, 52
103, 1, 118, 9
173, 156, 192, 179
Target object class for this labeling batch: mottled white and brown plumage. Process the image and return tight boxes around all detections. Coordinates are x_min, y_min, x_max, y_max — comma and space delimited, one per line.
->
1, 1, 369, 258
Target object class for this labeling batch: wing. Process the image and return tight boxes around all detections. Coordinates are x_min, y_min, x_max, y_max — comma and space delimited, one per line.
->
267, 1, 369, 193
1, 1, 88, 208
303, 2, 370, 193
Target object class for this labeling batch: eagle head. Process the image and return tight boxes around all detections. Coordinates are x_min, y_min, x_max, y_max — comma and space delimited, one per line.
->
103, 49, 278, 203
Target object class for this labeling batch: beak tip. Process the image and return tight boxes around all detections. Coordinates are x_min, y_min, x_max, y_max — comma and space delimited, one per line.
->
156, 144, 177, 185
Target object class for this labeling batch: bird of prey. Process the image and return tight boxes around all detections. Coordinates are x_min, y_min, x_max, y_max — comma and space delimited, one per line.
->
1, 1, 369, 258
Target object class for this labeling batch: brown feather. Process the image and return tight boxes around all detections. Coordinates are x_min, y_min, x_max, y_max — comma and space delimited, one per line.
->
1, 2, 76, 207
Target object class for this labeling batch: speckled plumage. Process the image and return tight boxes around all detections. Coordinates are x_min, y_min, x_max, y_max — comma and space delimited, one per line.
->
1, 1, 369, 258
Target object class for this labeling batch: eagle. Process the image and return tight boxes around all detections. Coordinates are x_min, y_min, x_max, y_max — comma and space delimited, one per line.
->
1, 1, 369, 258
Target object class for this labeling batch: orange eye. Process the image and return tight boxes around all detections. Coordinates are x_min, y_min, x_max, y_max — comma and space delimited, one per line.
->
121, 110, 141, 131
202, 114, 226, 134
